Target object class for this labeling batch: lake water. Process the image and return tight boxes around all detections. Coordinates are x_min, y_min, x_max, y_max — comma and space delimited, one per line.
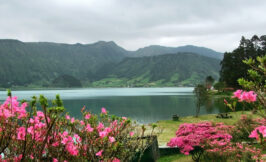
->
0, 88, 227, 123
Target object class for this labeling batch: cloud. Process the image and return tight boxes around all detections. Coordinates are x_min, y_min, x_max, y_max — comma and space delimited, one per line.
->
0, 0, 265, 52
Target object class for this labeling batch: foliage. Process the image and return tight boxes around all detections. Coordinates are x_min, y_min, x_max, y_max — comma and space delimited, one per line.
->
205, 76, 215, 90
0, 92, 157, 161
220, 35, 266, 88
193, 84, 209, 117
230, 115, 266, 142
238, 55, 266, 118
213, 82, 226, 92
51, 74, 82, 87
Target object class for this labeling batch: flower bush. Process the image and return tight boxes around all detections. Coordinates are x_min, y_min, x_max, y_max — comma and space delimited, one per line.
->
230, 115, 266, 143
167, 122, 263, 162
167, 122, 233, 161
0, 92, 157, 161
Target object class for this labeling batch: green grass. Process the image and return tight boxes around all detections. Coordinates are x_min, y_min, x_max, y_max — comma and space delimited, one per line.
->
158, 154, 193, 162
156, 111, 260, 146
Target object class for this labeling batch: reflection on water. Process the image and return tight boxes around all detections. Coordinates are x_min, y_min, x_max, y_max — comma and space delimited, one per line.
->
0, 88, 228, 123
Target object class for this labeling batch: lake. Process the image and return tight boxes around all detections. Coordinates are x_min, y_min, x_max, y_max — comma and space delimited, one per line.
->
0, 88, 227, 123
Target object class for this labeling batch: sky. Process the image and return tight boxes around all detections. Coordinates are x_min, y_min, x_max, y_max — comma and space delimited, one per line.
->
0, 0, 265, 52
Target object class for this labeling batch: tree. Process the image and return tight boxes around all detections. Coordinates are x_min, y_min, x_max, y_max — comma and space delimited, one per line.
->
220, 35, 265, 88
205, 76, 215, 90
213, 82, 226, 92
193, 84, 208, 117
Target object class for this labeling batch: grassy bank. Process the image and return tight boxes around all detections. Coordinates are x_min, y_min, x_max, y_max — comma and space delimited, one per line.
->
156, 111, 260, 146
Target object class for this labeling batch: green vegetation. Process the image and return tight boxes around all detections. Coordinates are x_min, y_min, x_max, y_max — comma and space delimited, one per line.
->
220, 35, 266, 88
91, 53, 220, 87
0, 39, 221, 88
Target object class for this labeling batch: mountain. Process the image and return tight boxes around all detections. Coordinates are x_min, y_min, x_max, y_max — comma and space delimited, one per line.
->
91, 53, 221, 87
130, 45, 223, 60
0, 39, 221, 88
0, 39, 126, 87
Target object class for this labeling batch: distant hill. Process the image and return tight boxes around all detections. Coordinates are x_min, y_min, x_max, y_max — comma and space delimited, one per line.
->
0, 39, 126, 87
0, 39, 221, 88
91, 53, 221, 87
130, 45, 223, 60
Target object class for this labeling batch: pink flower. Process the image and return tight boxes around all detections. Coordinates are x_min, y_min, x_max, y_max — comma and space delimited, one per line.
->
249, 126, 266, 140
17, 127, 26, 140
80, 120, 85, 125
109, 136, 115, 143
101, 107, 107, 115
71, 117, 75, 123
85, 113, 91, 119
224, 99, 228, 105
99, 131, 108, 138
66, 142, 79, 156
129, 132, 134, 137
53, 158, 58, 162
37, 111, 45, 118
232, 90, 257, 103
74, 134, 82, 143
96, 150, 103, 157
85, 124, 94, 132
65, 115, 70, 120
232, 90, 242, 99
97, 122, 104, 131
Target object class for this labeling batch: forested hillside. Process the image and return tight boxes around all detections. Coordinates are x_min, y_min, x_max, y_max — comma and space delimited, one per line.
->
89, 53, 220, 87
0, 39, 221, 88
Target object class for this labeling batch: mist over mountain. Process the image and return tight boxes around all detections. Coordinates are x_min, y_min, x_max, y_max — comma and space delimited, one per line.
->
0, 39, 221, 88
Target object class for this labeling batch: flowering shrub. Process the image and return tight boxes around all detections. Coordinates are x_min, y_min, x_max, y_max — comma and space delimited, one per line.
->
0, 92, 157, 161
249, 126, 266, 141
167, 122, 233, 161
232, 90, 257, 103
203, 142, 262, 162
230, 115, 266, 142
249, 126, 266, 151
167, 122, 263, 161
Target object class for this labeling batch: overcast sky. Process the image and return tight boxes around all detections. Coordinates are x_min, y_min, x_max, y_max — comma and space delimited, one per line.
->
0, 0, 265, 52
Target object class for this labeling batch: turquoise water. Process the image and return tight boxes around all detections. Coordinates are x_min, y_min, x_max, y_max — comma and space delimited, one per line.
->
0, 88, 226, 123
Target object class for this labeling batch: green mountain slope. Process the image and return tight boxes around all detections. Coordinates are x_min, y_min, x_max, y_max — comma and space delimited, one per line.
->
0, 39, 126, 87
0, 39, 221, 88
91, 53, 220, 87
130, 45, 223, 60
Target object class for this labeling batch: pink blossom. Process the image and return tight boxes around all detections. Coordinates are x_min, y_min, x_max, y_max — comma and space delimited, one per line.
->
53, 158, 58, 162
96, 150, 103, 156
232, 90, 257, 103
85, 124, 94, 132
249, 126, 266, 140
97, 122, 104, 131
109, 136, 115, 143
232, 90, 242, 99
17, 127, 26, 140
101, 107, 107, 115
99, 131, 108, 138
65, 115, 70, 120
129, 132, 134, 137
80, 120, 85, 125
85, 113, 91, 119
71, 117, 75, 123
